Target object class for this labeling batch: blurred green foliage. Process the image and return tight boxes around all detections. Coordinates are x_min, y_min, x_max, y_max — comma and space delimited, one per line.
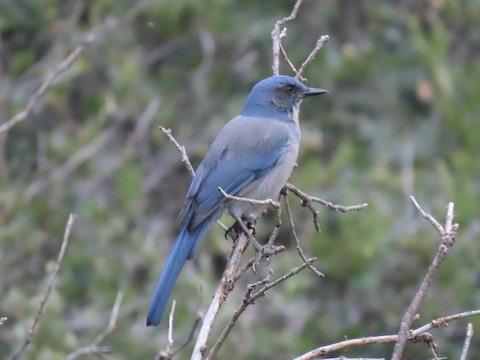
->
1, 0, 480, 359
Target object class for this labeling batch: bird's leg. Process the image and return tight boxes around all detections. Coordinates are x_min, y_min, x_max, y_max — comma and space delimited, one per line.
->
232, 216, 283, 272
232, 216, 263, 251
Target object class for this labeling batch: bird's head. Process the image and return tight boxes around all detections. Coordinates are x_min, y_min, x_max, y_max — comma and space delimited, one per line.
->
241, 75, 327, 123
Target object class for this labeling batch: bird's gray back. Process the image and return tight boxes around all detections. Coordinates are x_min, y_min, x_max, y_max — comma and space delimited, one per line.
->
181, 115, 300, 229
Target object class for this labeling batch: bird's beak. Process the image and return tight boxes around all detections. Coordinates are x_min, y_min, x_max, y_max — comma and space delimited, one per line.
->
303, 87, 328, 97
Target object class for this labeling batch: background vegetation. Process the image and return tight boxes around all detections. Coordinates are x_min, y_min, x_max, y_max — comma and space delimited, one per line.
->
1, 0, 479, 358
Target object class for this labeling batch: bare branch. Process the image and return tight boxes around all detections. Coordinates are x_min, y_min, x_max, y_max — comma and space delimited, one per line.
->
412, 309, 480, 335
296, 35, 330, 80
283, 183, 368, 231
0, 317, 7, 326
294, 309, 480, 358
160, 126, 195, 177
63, 290, 124, 360
409, 196, 444, 235
8, 214, 77, 360
0, 0, 153, 135
191, 234, 250, 360
169, 314, 202, 358
167, 301, 176, 353
208, 259, 315, 359
284, 194, 324, 277
218, 187, 280, 209
0, 35, 94, 134
392, 198, 459, 360
459, 323, 474, 360
271, 0, 304, 75
280, 42, 301, 79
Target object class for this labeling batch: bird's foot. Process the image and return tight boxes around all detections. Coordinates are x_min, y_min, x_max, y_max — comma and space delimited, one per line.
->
225, 220, 256, 241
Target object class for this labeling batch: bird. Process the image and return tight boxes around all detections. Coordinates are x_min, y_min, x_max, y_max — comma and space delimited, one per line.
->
147, 75, 327, 326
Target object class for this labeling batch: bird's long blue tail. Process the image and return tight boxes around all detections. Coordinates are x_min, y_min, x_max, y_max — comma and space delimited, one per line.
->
146, 220, 211, 326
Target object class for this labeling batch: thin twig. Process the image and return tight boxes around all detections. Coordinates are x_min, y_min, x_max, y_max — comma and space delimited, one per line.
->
271, 0, 304, 75
160, 126, 195, 177
410, 196, 444, 235
280, 42, 301, 78
284, 194, 324, 277
64, 291, 124, 360
296, 35, 330, 79
169, 313, 202, 358
459, 323, 474, 360
412, 309, 480, 335
391, 198, 459, 360
208, 259, 315, 359
218, 187, 280, 209
285, 183, 368, 213
8, 214, 77, 360
0, 35, 94, 134
284, 183, 368, 231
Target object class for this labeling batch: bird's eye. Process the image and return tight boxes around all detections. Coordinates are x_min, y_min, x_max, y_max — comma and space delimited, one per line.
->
284, 84, 294, 93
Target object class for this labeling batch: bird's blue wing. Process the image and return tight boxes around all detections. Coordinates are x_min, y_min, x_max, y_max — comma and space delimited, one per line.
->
180, 116, 293, 230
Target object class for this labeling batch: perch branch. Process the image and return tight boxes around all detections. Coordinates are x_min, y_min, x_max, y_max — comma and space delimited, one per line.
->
208, 258, 315, 359
191, 233, 250, 360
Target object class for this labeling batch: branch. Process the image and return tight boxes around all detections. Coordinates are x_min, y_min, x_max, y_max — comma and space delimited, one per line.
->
191, 233, 250, 360
155, 300, 202, 360
160, 126, 195, 177
218, 187, 280, 209
284, 193, 324, 277
271, 0, 304, 75
391, 198, 458, 359
459, 323, 474, 360
0, 35, 94, 134
208, 259, 315, 359
0, 0, 153, 135
64, 291, 124, 360
296, 35, 330, 79
284, 183, 368, 231
294, 309, 480, 359
168, 314, 202, 359
8, 214, 77, 360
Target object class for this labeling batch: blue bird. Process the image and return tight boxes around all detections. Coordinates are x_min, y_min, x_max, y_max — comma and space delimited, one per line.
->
147, 75, 327, 326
